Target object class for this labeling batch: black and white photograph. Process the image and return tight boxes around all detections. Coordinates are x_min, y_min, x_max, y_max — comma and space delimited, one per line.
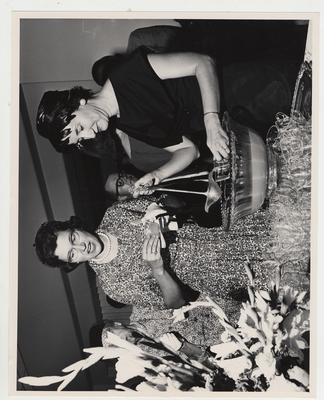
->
9, 9, 317, 396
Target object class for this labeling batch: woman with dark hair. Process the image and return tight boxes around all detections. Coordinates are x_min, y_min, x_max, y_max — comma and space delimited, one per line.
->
35, 216, 87, 272
34, 200, 193, 310
35, 197, 274, 313
36, 48, 230, 193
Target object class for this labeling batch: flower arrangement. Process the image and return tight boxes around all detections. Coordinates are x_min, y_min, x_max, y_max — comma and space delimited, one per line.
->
18, 263, 309, 393
18, 328, 233, 392
209, 263, 309, 392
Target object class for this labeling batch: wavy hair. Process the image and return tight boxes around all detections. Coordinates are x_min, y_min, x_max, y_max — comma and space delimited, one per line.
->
34, 216, 88, 272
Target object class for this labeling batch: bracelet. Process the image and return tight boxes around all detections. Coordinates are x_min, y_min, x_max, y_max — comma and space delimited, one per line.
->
204, 111, 220, 117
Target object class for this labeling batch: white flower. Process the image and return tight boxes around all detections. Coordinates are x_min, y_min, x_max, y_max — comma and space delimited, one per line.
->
136, 381, 159, 392
255, 347, 276, 381
190, 386, 207, 392
259, 289, 271, 301
220, 330, 231, 343
115, 355, 146, 383
145, 373, 168, 386
249, 342, 263, 353
250, 367, 263, 379
267, 374, 306, 392
296, 291, 307, 304
254, 291, 269, 313
287, 366, 309, 388
171, 307, 187, 323
57, 370, 79, 391
157, 364, 170, 374
238, 303, 260, 329
18, 375, 65, 387
165, 377, 184, 391
210, 341, 241, 359
216, 355, 252, 380
171, 300, 211, 323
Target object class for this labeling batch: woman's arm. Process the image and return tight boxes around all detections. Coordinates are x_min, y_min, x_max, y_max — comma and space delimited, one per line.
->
133, 136, 199, 195
147, 52, 229, 161
142, 234, 186, 309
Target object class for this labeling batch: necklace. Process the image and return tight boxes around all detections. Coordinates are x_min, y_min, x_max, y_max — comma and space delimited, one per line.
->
94, 231, 118, 264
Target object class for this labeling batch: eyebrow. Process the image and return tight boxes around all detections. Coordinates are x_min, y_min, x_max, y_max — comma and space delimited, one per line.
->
67, 231, 73, 263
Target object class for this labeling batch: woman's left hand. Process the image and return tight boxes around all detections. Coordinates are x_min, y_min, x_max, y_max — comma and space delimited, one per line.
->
204, 113, 230, 161
142, 234, 163, 271
133, 171, 162, 198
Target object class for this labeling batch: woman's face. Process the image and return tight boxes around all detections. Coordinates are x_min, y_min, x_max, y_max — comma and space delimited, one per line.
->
62, 101, 109, 146
54, 229, 103, 263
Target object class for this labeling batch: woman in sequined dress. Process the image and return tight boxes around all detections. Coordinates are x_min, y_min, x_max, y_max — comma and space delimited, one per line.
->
35, 196, 276, 346
35, 196, 275, 311
87, 197, 274, 307
92, 188, 273, 346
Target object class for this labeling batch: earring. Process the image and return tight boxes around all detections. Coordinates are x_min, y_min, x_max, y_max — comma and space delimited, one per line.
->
77, 141, 84, 150
79, 98, 86, 106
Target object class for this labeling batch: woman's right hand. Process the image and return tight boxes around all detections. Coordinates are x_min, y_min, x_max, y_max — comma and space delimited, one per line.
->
204, 113, 230, 161
132, 185, 155, 199
133, 171, 162, 198
142, 234, 163, 274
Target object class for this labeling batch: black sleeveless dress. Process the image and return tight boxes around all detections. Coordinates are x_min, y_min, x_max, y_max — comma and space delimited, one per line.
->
109, 46, 291, 151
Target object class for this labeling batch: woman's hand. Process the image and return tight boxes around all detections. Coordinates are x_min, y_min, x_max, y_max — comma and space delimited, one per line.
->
142, 234, 164, 273
159, 333, 183, 352
133, 171, 162, 198
204, 113, 230, 161
132, 185, 155, 198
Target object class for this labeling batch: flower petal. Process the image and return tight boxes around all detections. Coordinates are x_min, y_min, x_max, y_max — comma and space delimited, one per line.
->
267, 374, 306, 392
216, 355, 252, 380
57, 370, 79, 391
210, 341, 241, 358
259, 290, 271, 301
62, 359, 84, 373
18, 375, 65, 387
287, 366, 309, 388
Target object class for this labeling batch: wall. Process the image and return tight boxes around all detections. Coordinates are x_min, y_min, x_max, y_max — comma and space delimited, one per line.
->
20, 19, 180, 83
18, 80, 100, 389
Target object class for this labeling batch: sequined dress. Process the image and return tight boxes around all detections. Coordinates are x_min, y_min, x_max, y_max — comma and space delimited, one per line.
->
129, 295, 242, 348
89, 197, 275, 311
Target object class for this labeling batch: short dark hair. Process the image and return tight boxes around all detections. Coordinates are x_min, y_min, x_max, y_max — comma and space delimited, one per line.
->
36, 86, 93, 153
34, 216, 87, 272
